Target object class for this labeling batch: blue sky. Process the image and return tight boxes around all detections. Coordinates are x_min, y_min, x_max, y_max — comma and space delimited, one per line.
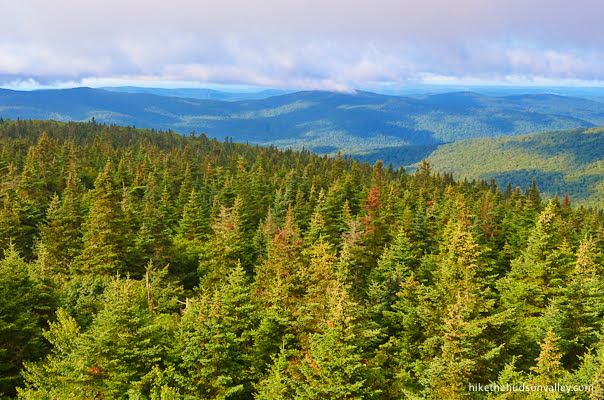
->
2, 0, 603, 91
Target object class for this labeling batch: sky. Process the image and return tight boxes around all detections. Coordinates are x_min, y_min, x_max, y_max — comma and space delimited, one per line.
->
1, 0, 604, 92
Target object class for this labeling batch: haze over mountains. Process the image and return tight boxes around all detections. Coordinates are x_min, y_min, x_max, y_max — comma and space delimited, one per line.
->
1, 87, 603, 163
101, 87, 294, 101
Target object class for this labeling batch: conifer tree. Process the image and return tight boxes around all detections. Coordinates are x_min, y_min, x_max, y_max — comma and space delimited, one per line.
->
253, 206, 306, 367
179, 264, 257, 399
524, 332, 566, 399
0, 245, 57, 397
287, 322, 377, 400
19, 278, 175, 398
349, 184, 387, 298
38, 169, 84, 275
172, 188, 207, 284
304, 190, 329, 247
177, 163, 193, 214
538, 234, 604, 369
198, 197, 246, 288
135, 177, 172, 268
396, 198, 507, 398
368, 228, 420, 309
254, 346, 292, 400
255, 205, 305, 310
500, 200, 571, 366
177, 189, 206, 241
257, 271, 377, 399
76, 159, 132, 274
527, 177, 542, 212
0, 194, 21, 254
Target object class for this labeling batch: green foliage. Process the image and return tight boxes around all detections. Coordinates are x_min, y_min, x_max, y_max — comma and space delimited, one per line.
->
0, 245, 57, 396
424, 127, 604, 207
178, 265, 258, 399
19, 278, 177, 399
76, 159, 134, 275
0, 119, 600, 399
3, 89, 604, 166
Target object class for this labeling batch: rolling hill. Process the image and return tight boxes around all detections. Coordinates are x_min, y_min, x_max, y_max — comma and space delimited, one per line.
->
423, 127, 604, 207
1, 88, 603, 165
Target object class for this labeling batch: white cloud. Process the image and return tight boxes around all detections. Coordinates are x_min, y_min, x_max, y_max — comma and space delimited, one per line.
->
1, 0, 604, 89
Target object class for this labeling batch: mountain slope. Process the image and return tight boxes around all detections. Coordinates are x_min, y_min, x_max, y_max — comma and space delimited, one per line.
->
423, 127, 604, 206
0, 88, 602, 160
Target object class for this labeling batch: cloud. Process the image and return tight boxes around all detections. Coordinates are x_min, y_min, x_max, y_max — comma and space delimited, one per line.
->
1, 0, 604, 89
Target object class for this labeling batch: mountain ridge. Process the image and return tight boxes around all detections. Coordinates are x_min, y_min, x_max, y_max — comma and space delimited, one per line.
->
0, 87, 602, 161
423, 127, 604, 207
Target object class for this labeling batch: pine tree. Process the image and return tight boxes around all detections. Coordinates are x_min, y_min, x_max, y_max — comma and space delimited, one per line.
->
176, 189, 206, 241
255, 205, 305, 311
177, 163, 193, 215
527, 177, 542, 211
288, 323, 377, 400
304, 190, 329, 247
253, 206, 306, 368
350, 185, 387, 298
394, 198, 507, 399
429, 214, 505, 398
524, 332, 565, 399
172, 189, 207, 285
18, 309, 83, 399
538, 234, 604, 369
254, 346, 293, 400
369, 228, 420, 309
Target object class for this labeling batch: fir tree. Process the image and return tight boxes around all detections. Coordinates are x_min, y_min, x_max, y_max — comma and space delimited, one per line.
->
76, 159, 132, 274
0, 245, 57, 396
179, 265, 258, 399
37, 168, 84, 275
19, 278, 175, 398
198, 197, 245, 288
0, 194, 21, 254
500, 200, 572, 367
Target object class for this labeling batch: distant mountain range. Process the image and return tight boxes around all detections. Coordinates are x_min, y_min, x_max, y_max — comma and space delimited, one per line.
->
101, 86, 293, 101
1, 87, 603, 166
423, 127, 604, 207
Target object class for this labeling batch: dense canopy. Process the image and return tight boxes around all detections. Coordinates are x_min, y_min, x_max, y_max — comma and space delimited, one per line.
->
0, 118, 602, 399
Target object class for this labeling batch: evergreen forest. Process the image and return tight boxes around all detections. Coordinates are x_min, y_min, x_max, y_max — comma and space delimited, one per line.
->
0, 118, 603, 399
423, 127, 604, 208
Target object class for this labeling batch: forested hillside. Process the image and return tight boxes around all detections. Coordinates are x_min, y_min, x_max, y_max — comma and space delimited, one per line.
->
1, 88, 602, 162
0, 119, 603, 399
424, 127, 604, 207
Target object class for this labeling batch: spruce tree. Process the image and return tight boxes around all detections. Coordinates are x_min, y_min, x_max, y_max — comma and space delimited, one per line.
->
198, 197, 245, 288
179, 265, 257, 399
0, 245, 57, 396
500, 200, 571, 367
0, 194, 21, 254
19, 278, 175, 398
76, 159, 132, 274
37, 168, 84, 275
